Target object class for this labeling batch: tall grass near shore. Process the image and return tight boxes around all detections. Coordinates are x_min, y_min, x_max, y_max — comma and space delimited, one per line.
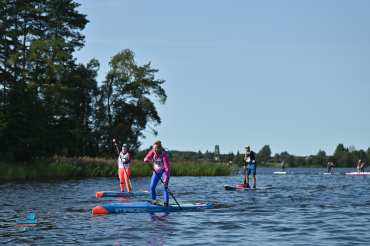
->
0, 157, 233, 181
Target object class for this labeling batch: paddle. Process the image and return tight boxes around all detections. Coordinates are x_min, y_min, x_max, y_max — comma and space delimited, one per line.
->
243, 168, 246, 185
146, 160, 183, 211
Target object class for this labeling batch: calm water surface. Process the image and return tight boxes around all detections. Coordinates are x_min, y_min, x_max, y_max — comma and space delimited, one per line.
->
1, 168, 370, 245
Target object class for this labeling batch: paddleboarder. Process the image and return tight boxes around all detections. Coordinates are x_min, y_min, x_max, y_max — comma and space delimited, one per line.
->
361, 161, 365, 173
144, 140, 171, 207
113, 139, 131, 193
243, 145, 257, 189
357, 159, 362, 173
327, 162, 334, 173
281, 160, 285, 172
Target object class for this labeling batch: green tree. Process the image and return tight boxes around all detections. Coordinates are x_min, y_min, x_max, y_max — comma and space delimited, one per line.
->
96, 49, 166, 157
339, 152, 352, 167
196, 150, 203, 159
294, 157, 306, 167
0, 0, 90, 161
233, 150, 243, 165
306, 156, 312, 167
333, 143, 345, 163
256, 145, 271, 162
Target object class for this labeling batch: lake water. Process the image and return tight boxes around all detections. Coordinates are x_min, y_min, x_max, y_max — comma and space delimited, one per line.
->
1, 168, 370, 245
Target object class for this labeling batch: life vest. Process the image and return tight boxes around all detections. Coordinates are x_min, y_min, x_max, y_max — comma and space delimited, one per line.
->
245, 151, 256, 165
118, 151, 130, 168
153, 150, 165, 170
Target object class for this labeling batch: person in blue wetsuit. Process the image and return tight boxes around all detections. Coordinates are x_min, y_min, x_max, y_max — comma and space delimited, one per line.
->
281, 160, 285, 172
243, 145, 257, 189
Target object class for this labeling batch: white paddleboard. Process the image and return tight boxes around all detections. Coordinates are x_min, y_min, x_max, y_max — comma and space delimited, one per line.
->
345, 172, 370, 175
319, 172, 343, 175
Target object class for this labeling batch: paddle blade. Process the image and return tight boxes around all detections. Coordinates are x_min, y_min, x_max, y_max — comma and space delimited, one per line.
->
128, 179, 133, 190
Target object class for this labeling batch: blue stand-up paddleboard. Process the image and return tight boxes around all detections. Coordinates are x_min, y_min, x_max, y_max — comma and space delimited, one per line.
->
96, 190, 149, 198
92, 202, 213, 214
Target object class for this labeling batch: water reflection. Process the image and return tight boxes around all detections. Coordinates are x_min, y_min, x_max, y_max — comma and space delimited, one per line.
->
145, 213, 170, 246
116, 197, 129, 202
149, 213, 169, 224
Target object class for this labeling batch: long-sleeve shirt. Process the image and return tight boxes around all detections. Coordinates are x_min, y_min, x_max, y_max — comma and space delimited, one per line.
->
113, 142, 131, 165
145, 150, 170, 180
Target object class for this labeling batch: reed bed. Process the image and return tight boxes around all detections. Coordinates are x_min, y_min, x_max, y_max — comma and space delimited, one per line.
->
0, 157, 233, 181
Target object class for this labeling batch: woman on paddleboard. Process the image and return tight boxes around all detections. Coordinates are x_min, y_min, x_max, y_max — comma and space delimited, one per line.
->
144, 140, 170, 207
357, 159, 362, 173
244, 145, 257, 189
113, 139, 131, 193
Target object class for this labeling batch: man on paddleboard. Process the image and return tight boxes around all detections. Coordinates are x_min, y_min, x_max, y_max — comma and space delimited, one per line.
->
113, 139, 131, 193
327, 162, 334, 173
144, 141, 171, 207
244, 145, 257, 189
281, 160, 285, 172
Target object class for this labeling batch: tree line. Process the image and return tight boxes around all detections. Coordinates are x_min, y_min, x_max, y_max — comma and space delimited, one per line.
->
0, 0, 166, 162
232, 144, 370, 167
153, 144, 370, 168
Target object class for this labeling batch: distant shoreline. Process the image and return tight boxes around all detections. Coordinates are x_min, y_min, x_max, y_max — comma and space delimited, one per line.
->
0, 157, 233, 181
257, 163, 323, 168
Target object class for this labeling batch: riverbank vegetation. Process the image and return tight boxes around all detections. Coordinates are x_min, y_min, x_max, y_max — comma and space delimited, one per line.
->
1, 1, 368, 173
232, 144, 370, 168
0, 1, 166, 163
0, 157, 233, 181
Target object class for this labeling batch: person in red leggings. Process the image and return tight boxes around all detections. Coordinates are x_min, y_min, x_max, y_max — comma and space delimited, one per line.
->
113, 139, 131, 193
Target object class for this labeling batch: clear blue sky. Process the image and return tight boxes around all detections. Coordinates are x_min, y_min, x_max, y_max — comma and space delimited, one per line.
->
74, 0, 370, 156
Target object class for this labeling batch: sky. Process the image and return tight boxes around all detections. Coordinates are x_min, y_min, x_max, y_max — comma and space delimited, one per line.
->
74, 0, 370, 156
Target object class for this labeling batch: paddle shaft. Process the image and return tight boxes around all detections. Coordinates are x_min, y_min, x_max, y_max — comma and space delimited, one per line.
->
146, 160, 183, 211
